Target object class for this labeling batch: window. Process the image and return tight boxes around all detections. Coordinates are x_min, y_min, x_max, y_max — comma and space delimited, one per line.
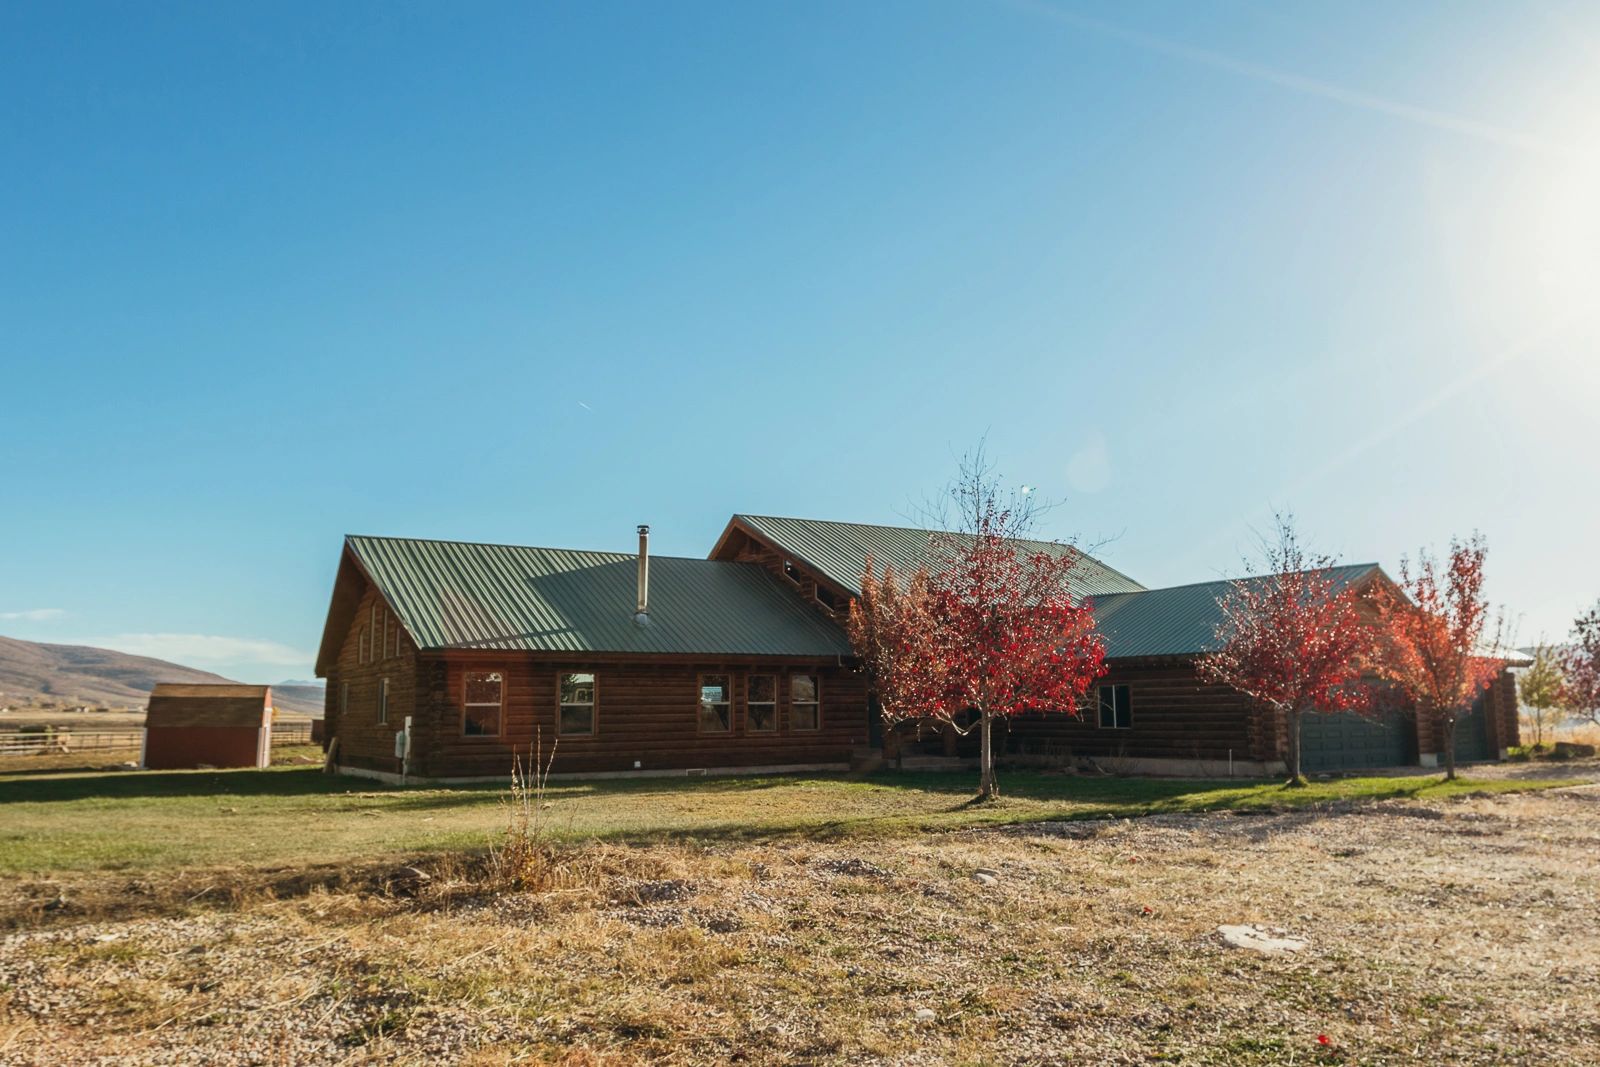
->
378, 677, 389, 725
358, 626, 368, 664
1098, 684, 1131, 729
699, 674, 732, 733
748, 674, 777, 732
559, 672, 596, 737
790, 674, 820, 731
464, 671, 504, 736
340, 681, 349, 718
385, 614, 398, 659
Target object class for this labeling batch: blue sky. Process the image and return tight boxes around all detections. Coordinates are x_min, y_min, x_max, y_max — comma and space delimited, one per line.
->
3, 1, 1597, 684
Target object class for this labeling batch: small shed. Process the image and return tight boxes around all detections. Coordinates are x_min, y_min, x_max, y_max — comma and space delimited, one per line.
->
143, 684, 273, 770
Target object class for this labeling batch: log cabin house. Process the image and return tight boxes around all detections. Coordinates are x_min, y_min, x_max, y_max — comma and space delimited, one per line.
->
316, 515, 1520, 782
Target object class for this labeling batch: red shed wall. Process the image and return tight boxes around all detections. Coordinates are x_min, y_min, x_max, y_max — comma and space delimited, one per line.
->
144, 726, 266, 770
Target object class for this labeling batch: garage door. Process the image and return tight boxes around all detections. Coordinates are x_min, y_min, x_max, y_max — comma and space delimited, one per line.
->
1453, 694, 1491, 763
1301, 710, 1411, 773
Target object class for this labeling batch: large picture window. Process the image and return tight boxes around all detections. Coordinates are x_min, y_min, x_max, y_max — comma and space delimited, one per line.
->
790, 674, 820, 731
559, 673, 596, 737
747, 674, 777, 732
699, 674, 732, 733
1098, 684, 1132, 729
464, 671, 504, 736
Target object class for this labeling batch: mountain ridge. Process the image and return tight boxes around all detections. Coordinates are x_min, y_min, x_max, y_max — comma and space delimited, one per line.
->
0, 635, 324, 717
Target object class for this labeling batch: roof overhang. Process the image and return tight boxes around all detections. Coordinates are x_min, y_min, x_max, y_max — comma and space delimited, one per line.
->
709, 515, 865, 601
313, 541, 371, 678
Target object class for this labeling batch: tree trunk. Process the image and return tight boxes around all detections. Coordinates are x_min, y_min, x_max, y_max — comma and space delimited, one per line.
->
977, 710, 998, 800
1442, 716, 1458, 781
1285, 706, 1306, 787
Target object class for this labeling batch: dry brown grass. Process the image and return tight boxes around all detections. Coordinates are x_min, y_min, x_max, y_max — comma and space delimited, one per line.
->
3, 787, 1598, 1065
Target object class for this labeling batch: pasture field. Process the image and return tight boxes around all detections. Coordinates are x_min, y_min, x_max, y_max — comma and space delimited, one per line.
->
0, 763, 1572, 876
1, 763, 1596, 1065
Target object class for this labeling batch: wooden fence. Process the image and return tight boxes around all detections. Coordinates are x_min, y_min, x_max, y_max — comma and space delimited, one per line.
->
0, 722, 315, 756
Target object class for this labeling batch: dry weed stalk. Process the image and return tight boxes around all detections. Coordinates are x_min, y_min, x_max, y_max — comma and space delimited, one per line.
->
488, 730, 567, 892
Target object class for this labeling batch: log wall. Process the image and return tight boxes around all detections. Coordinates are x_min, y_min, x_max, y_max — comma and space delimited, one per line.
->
411, 654, 869, 777
322, 584, 420, 774
1000, 659, 1264, 762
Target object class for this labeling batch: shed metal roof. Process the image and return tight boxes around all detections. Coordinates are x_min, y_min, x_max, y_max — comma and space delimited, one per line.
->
724, 514, 1147, 599
344, 535, 853, 659
146, 684, 273, 729
1086, 564, 1383, 659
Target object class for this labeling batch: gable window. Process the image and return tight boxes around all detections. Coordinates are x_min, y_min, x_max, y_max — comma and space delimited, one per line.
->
1098, 684, 1131, 729
790, 674, 820, 731
378, 677, 389, 725
464, 671, 504, 737
699, 674, 732, 733
559, 672, 597, 737
748, 674, 777, 733
340, 681, 349, 719
358, 626, 368, 664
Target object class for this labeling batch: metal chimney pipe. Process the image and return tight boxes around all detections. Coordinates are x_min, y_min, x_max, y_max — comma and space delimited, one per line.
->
635, 524, 650, 618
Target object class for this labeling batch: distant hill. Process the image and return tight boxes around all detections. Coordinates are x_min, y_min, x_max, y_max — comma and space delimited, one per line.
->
271, 683, 326, 717
0, 635, 323, 717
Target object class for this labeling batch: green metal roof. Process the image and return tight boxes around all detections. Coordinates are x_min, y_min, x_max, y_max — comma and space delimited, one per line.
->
727, 514, 1147, 598
345, 535, 853, 659
1087, 564, 1383, 659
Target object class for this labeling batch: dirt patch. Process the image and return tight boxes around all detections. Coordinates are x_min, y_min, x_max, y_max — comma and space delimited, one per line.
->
1, 791, 1597, 1065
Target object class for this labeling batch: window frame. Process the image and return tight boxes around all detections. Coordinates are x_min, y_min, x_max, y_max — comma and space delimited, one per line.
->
558, 671, 598, 738
1097, 684, 1132, 730
789, 672, 821, 732
377, 677, 389, 725
747, 673, 778, 733
462, 670, 505, 738
697, 673, 733, 734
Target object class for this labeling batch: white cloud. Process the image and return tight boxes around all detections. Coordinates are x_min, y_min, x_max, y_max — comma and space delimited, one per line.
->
87, 633, 314, 669
0, 608, 66, 621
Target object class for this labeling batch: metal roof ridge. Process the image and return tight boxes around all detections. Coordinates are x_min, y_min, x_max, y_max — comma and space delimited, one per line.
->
347, 533, 761, 567
733, 513, 1148, 590
737, 512, 1079, 541
1095, 562, 1382, 598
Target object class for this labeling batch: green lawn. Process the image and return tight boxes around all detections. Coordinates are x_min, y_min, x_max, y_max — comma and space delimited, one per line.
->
0, 763, 1575, 876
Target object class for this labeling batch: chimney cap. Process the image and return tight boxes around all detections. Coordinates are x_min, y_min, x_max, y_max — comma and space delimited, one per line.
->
637, 523, 650, 535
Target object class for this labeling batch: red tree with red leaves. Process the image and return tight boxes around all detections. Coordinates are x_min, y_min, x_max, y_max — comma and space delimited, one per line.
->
1374, 534, 1505, 781
1560, 601, 1600, 724
1198, 516, 1378, 786
848, 453, 1105, 800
